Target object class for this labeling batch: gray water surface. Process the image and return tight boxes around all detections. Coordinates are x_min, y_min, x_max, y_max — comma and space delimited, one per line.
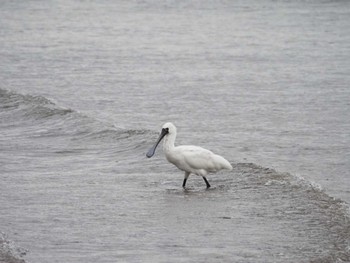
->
1, 1, 350, 262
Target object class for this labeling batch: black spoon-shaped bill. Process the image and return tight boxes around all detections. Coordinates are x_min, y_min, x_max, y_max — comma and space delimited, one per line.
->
146, 128, 168, 158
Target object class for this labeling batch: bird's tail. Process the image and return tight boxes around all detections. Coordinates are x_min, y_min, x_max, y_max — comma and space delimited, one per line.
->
224, 159, 233, 170
214, 154, 233, 170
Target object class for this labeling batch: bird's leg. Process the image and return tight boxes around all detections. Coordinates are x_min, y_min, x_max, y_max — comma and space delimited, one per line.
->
202, 176, 211, 188
183, 172, 190, 188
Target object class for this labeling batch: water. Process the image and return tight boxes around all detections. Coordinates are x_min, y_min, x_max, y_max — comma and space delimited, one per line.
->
1, 1, 350, 262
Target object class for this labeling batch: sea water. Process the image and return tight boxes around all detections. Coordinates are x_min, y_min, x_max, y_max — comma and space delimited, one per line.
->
1, 1, 349, 262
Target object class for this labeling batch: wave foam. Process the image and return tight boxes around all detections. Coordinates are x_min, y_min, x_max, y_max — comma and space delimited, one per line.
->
0, 232, 27, 263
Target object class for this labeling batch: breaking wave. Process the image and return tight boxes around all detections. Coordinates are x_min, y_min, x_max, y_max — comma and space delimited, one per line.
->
1, 88, 349, 263
0, 233, 26, 263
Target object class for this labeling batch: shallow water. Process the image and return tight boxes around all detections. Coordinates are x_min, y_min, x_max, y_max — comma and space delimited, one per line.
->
1, 1, 350, 262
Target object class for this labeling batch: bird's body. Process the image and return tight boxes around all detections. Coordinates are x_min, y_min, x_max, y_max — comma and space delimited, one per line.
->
146, 122, 233, 188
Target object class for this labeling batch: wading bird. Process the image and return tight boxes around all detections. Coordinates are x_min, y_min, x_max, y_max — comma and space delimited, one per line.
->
146, 122, 233, 188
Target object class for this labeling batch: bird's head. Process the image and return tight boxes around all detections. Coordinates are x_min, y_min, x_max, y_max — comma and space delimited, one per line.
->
161, 122, 176, 136
146, 122, 176, 158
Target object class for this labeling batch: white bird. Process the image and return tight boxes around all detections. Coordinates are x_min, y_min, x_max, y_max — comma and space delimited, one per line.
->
146, 122, 233, 188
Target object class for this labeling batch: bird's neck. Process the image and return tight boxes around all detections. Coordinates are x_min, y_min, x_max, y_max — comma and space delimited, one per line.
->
163, 133, 175, 153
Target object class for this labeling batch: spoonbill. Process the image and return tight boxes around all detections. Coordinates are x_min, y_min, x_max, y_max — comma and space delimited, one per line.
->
146, 122, 233, 188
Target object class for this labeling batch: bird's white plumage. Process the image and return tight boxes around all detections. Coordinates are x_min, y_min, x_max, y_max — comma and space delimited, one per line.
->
167, 145, 231, 176
147, 122, 232, 188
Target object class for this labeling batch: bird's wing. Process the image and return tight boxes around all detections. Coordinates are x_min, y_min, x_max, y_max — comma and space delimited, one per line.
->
177, 146, 217, 171
176, 145, 232, 172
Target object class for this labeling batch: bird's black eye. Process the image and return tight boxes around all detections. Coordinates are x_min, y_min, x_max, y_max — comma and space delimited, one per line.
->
165, 128, 169, 133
